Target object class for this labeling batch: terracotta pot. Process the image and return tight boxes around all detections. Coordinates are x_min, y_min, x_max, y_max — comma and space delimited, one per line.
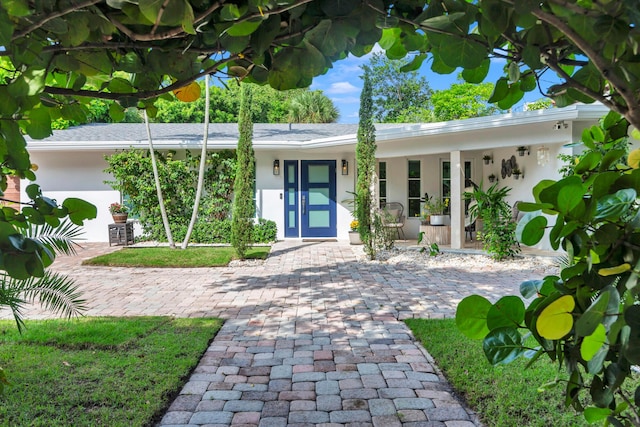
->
112, 213, 128, 223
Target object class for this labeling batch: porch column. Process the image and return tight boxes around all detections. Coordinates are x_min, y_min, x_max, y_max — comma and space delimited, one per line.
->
450, 150, 464, 249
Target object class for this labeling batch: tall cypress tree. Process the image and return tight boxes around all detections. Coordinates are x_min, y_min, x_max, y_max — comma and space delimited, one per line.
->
356, 71, 377, 259
231, 84, 255, 258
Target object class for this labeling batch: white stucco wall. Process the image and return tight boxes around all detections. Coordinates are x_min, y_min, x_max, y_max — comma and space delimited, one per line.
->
23, 151, 120, 242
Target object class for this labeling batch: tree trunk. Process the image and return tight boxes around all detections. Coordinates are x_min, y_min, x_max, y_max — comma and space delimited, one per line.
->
181, 74, 210, 249
143, 110, 175, 248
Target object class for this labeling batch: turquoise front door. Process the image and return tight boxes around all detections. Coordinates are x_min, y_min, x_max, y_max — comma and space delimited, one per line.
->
284, 160, 336, 238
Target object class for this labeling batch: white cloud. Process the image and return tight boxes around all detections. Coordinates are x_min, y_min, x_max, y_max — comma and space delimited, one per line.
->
331, 95, 360, 104
326, 82, 360, 95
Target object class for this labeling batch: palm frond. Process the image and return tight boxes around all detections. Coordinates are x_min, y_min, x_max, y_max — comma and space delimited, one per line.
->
0, 271, 86, 333
25, 219, 84, 256
0, 275, 28, 333
20, 271, 87, 320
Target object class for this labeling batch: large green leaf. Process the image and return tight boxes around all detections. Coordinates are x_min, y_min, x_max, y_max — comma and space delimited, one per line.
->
487, 296, 525, 330
488, 77, 508, 103
516, 212, 547, 246
482, 327, 525, 365
536, 295, 575, 340
497, 82, 524, 110
25, 107, 52, 139
437, 34, 488, 69
595, 188, 636, 220
574, 151, 602, 174
557, 185, 585, 215
455, 295, 491, 339
61, 198, 97, 225
226, 19, 262, 37
593, 15, 628, 44
580, 324, 607, 362
520, 279, 544, 299
461, 58, 489, 83
583, 406, 612, 423
575, 286, 619, 337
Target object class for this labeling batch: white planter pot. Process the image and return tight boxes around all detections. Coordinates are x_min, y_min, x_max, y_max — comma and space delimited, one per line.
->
348, 231, 362, 245
429, 215, 447, 226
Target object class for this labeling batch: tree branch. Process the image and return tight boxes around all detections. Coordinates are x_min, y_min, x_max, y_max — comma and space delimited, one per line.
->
529, 4, 635, 116
12, 0, 102, 40
42, 54, 238, 101
151, 0, 173, 35
542, 56, 620, 112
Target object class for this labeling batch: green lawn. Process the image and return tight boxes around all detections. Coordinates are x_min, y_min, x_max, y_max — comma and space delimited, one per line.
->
82, 246, 270, 267
405, 318, 589, 427
0, 317, 222, 427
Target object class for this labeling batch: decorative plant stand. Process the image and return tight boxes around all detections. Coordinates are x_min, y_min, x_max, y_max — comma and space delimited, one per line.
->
108, 222, 134, 246
418, 224, 451, 245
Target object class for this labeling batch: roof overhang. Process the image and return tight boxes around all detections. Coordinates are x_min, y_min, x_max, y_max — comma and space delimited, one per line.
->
26, 103, 610, 153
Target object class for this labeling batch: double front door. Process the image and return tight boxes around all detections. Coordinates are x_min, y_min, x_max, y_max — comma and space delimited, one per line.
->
284, 160, 336, 238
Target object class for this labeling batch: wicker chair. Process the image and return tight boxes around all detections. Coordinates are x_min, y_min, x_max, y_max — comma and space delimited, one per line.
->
381, 202, 406, 240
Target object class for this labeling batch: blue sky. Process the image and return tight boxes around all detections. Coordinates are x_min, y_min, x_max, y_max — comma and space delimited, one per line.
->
309, 51, 557, 123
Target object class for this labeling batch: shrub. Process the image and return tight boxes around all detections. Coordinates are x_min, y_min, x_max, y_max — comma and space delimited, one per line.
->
253, 218, 277, 243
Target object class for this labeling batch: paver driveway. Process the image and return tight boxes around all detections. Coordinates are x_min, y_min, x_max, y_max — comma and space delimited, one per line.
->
5, 240, 555, 426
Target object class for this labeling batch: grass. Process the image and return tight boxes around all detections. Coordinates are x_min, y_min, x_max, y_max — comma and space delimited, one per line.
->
405, 318, 589, 427
0, 317, 223, 427
82, 246, 270, 267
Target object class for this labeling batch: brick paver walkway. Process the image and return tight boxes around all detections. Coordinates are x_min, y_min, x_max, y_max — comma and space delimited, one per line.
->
4, 240, 553, 426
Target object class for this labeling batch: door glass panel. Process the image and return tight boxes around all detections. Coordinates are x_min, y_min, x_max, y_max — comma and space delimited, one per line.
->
288, 211, 296, 228
309, 211, 330, 227
309, 188, 329, 205
288, 188, 295, 205
308, 165, 329, 183
288, 165, 295, 183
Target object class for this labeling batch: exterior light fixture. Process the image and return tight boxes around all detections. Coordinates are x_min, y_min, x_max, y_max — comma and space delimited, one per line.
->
554, 120, 568, 130
537, 146, 550, 166
341, 159, 348, 175
273, 159, 280, 175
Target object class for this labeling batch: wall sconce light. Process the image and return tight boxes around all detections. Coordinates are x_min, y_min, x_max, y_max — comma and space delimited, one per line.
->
537, 146, 550, 166
273, 159, 280, 175
516, 146, 530, 156
554, 120, 568, 130
341, 159, 349, 175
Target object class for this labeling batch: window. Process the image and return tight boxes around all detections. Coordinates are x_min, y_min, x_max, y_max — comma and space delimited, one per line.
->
441, 160, 472, 215
408, 160, 421, 217
379, 161, 387, 207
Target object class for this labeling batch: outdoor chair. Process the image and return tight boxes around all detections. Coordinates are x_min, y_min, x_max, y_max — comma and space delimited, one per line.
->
381, 202, 406, 240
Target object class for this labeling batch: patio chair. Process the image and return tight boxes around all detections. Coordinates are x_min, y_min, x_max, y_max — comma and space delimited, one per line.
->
381, 202, 406, 240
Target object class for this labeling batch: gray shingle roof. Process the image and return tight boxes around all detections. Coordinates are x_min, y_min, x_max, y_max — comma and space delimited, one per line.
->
33, 123, 373, 142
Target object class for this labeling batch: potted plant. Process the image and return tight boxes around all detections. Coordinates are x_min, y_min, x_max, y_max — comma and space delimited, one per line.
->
109, 202, 129, 223
423, 195, 449, 226
348, 220, 362, 245
512, 168, 522, 179
488, 173, 497, 183
482, 155, 492, 165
